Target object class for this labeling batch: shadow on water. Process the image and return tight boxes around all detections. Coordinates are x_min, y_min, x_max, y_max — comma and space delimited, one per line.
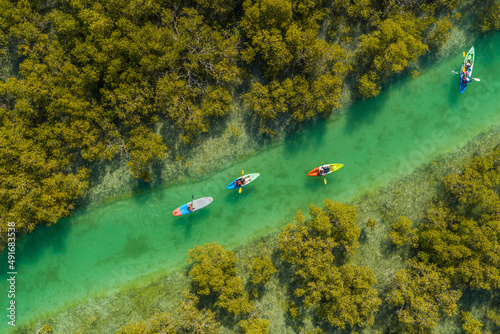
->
344, 92, 388, 135
173, 217, 194, 242
120, 234, 152, 260
13, 218, 72, 267
174, 205, 214, 241
304, 176, 330, 193
283, 118, 329, 158
130, 180, 153, 205
94, 233, 154, 268
224, 187, 254, 205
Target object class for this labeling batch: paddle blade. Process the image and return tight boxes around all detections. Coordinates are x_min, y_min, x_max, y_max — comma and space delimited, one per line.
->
242, 169, 244, 175
239, 187, 242, 193
473, 78, 480, 82
324, 177, 327, 185
463, 51, 465, 57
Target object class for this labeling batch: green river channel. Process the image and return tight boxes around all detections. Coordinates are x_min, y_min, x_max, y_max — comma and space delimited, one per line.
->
2, 32, 500, 332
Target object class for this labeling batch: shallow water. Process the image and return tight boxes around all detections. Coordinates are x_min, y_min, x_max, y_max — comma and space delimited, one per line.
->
1, 32, 500, 331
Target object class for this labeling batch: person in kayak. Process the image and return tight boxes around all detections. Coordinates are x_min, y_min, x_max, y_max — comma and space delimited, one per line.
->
318, 166, 331, 175
235, 176, 251, 187
187, 204, 194, 212
465, 59, 471, 70
461, 72, 469, 84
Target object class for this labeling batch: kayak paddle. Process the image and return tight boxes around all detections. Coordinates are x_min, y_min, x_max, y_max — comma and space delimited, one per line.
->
321, 157, 327, 185
451, 70, 480, 81
239, 169, 244, 193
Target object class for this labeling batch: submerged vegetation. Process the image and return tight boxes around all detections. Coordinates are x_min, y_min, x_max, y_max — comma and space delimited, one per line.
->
2, 0, 500, 249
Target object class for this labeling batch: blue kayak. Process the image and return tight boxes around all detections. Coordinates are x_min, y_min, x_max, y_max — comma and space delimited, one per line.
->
459, 46, 474, 94
226, 173, 260, 189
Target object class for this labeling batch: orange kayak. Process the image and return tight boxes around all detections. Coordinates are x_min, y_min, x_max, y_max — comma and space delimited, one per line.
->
308, 164, 344, 176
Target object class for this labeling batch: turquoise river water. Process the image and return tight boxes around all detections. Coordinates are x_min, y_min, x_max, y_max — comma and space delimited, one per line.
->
1, 32, 500, 332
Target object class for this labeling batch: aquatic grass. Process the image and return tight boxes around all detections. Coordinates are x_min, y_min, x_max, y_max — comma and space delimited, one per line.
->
79, 98, 267, 211
15, 270, 189, 334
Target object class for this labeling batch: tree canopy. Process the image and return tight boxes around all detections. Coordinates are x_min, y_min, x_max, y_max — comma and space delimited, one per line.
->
387, 146, 500, 332
387, 259, 462, 334
279, 199, 380, 330
0, 0, 240, 248
187, 242, 254, 316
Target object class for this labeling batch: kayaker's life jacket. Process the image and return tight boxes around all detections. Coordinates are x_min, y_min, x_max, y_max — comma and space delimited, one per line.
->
235, 180, 242, 187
